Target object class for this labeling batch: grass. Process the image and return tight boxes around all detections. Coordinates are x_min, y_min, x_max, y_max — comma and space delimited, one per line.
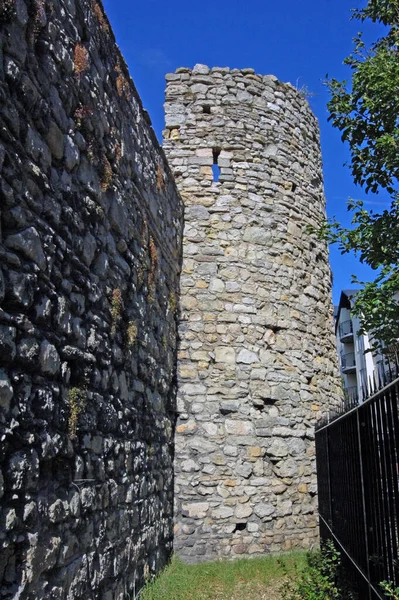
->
140, 553, 307, 600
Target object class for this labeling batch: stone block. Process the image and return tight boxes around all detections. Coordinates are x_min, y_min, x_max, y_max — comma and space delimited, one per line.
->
212, 506, 234, 519
193, 64, 210, 75
0, 326, 16, 362
0, 370, 13, 411
225, 420, 254, 436
5, 227, 46, 270
266, 439, 289, 458
39, 341, 60, 376
182, 502, 209, 519
237, 349, 259, 364
254, 503, 275, 519
46, 122, 65, 160
235, 503, 253, 519
243, 227, 271, 246
215, 347, 235, 364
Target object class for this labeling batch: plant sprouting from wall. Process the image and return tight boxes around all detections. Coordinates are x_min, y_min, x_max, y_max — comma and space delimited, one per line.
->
91, 0, 109, 32
74, 43, 89, 77
156, 163, 165, 191
111, 288, 123, 333
168, 292, 177, 314
115, 58, 131, 101
74, 104, 93, 128
100, 154, 113, 191
68, 387, 86, 439
148, 236, 158, 303
294, 79, 316, 100
127, 322, 138, 346
137, 266, 144, 288
114, 142, 122, 165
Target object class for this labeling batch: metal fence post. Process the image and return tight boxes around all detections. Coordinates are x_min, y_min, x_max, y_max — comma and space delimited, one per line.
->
325, 428, 333, 531
356, 408, 372, 600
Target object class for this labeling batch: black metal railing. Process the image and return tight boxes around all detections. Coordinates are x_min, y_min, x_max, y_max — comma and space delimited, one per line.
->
344, 385, 359, 405
316, 370, 399, 599
339, 319, 354, 340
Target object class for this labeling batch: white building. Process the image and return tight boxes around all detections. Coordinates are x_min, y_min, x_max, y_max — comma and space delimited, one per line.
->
335, 289, 385, 403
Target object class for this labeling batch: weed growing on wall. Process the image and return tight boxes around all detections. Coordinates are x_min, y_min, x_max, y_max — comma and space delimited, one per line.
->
127, 322, 138, 346
67, 387, 86, 439
91, 0, 109, 32
148, 236, 158, 304
74, 43, 89, 76
156, 163, 165, 191
110, 288, 123, 333
74, 104, 93, 128
294, 79, 316, 100
137, 266, 144, 288
100, 154, 113, 191
115, 58, 131, 100
114, 141, 122, 165
168, 292, 177, 314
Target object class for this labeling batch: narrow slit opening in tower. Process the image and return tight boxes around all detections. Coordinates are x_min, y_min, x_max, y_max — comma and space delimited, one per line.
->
234, 522, 247, 532
212, 148, 221, 182
203, 105, 211, 114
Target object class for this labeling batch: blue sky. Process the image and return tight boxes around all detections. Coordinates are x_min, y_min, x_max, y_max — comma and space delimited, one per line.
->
102, 0, 388, 304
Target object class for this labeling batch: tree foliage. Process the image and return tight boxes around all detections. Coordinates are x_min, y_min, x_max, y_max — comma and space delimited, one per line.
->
325, 0, 399, 352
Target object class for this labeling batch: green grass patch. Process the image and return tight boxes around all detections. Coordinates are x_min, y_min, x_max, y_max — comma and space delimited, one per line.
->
140, 552, 307, 600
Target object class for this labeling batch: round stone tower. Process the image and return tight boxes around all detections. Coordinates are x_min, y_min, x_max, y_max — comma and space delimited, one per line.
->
163, 64, 342, 562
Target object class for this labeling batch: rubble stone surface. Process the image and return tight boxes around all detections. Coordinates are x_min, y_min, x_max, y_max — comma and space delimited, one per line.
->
0, 1, 183, 597
163, 65, 342, 562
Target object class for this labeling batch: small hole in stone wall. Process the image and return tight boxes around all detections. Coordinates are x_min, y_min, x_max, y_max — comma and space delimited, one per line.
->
203, 105, 211, 114
291, 182, 297, 192
234, 522, 247, 532
212, 148, 221, 182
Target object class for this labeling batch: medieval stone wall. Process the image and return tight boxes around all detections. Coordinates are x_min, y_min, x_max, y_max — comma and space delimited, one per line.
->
163, 65, 342, 562
0, 1, 183, 598
0, 0, 343, 591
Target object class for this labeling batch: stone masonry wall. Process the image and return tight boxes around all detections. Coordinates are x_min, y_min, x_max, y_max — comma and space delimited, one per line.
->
0, 1, 183, 598
163, 65, 342, 562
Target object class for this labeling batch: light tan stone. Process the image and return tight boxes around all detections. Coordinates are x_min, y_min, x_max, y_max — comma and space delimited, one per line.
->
182, 502, 209, 519
214, 347, 236, 364
176, 420, 197, 434
235, 503, 253, 519
224, 480, 237, 487
225, 420, 254, 436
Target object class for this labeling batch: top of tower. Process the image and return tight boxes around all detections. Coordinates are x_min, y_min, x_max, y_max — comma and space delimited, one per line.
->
166, 63, 301, 90
167, 63, 282, 84
164, 64, 317, 134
